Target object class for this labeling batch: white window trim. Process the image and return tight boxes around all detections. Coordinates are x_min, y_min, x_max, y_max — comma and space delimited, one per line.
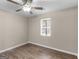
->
40, 18, 51, 37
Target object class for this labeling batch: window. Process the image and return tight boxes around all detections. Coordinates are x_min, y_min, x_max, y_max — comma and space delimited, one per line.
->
40, 18, 51, 36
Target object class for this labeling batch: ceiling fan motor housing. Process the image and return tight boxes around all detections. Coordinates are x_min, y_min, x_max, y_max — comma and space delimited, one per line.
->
22, 0, 32, 5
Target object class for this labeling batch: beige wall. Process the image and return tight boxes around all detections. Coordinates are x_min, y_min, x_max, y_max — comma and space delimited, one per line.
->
0, 7, 77, 54
28, 7, 78, 54
0, 10, 28, 51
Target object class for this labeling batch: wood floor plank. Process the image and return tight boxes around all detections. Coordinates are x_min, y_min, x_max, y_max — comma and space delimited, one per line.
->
0, 43, 77, 59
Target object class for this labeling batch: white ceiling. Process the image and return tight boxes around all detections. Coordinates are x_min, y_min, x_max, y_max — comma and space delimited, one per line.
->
0, 0, 78, 16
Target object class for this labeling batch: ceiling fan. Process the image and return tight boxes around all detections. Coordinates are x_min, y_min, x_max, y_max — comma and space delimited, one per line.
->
7, 0, 44, 14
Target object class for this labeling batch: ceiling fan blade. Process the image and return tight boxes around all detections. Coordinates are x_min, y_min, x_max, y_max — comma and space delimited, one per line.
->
16, 9, 22, 12
32, 7, 43, 10
7, 0, 21, 5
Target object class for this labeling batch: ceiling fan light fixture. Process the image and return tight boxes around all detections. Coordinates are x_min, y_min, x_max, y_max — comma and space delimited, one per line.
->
23, 4, 31, 12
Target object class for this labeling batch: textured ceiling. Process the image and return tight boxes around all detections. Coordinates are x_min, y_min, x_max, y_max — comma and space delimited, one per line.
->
0, 0, 78, 17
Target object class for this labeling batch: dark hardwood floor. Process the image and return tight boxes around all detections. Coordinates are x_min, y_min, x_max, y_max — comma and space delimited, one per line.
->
0, 43, 77, 59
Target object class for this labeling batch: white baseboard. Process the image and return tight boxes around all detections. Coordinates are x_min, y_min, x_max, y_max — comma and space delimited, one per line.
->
0, 41, 77, 56
28, 41, 77, 56
0, 42, 28, 53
